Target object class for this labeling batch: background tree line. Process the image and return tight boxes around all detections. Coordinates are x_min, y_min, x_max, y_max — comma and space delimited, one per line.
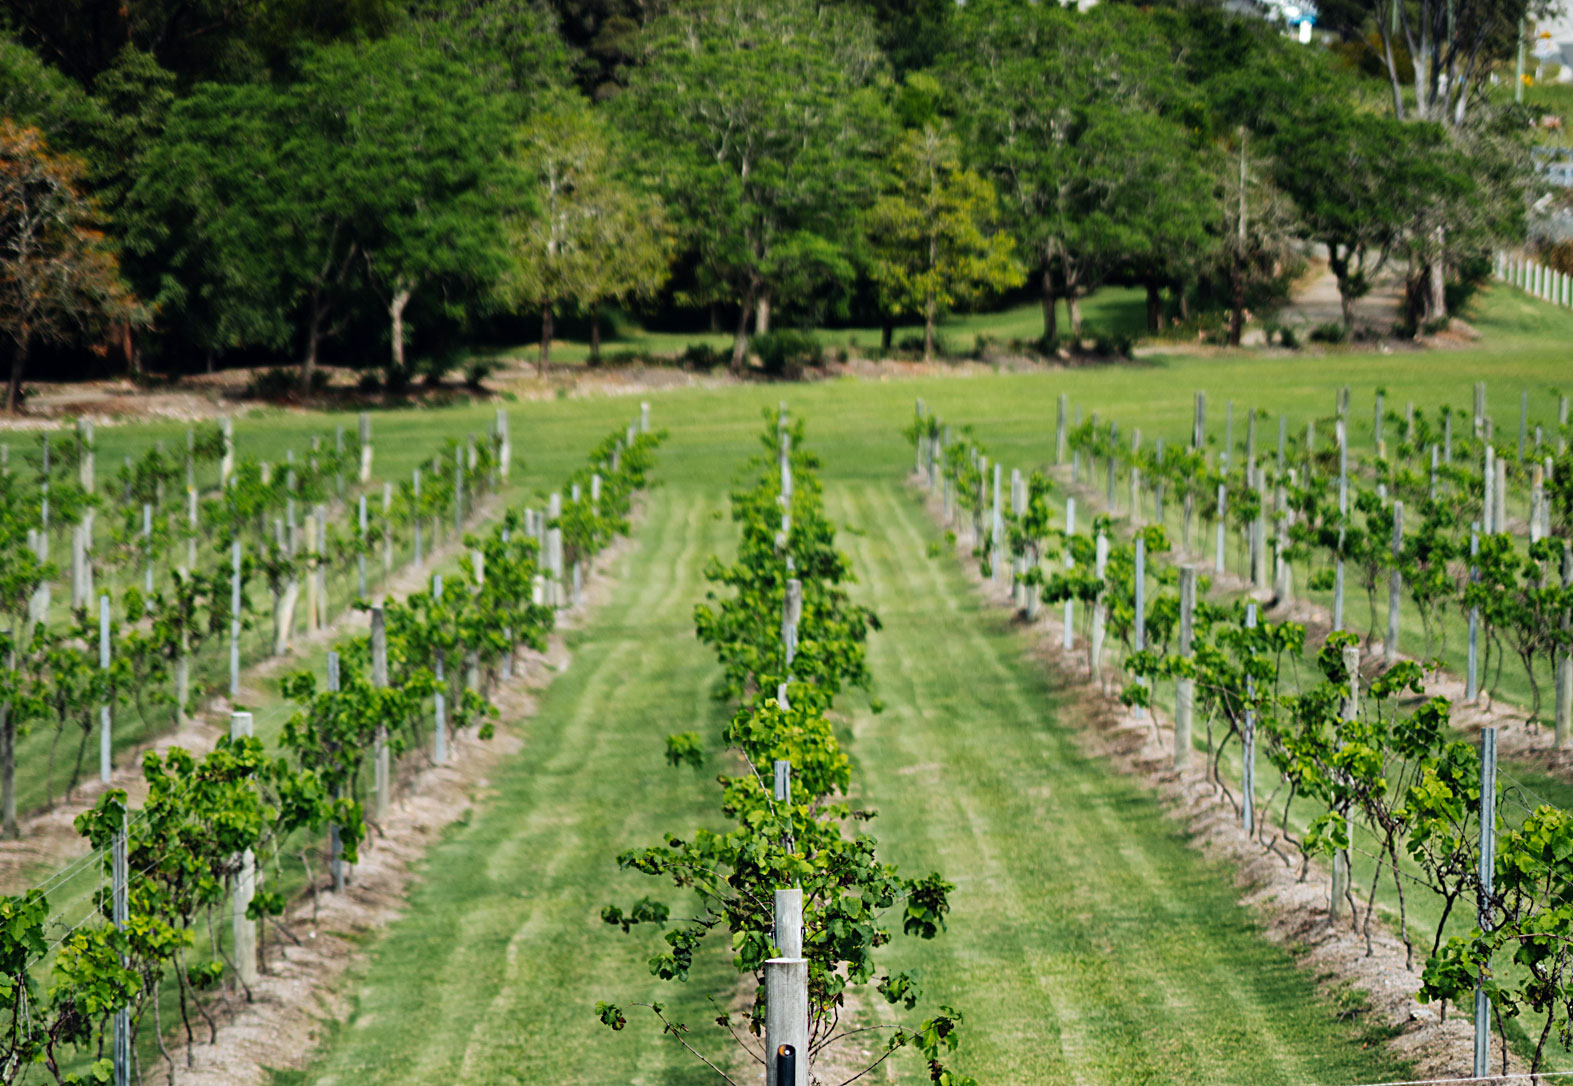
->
0, 0, 1542, 403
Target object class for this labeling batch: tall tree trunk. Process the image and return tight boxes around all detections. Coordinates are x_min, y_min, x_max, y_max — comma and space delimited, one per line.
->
539, 305, 553, 377
1228, 270, 1246, 347
589, 301, 602, 364
755, 295, 771, 335
1068, 293, 1083, 335
880, 316, 894, 354
923, 290, 936, 361
1339, 279, 1355, 331
1429, 227, 1448, 322
1040, 268, 1058, 342
1, 691, 14, 840
302, 296, 323, 394
7, 334, 28, 413
1145, 282, 1163, 333
389, 287, 412, 379
731, 290, 755, 375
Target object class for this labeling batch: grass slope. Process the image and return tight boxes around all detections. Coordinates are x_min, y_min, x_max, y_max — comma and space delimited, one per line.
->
283, 486, 733, 1086
828, 482, 1411, 1085
283, 461, 1414, 1085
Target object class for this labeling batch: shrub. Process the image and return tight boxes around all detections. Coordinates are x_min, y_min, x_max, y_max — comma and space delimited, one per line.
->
1309, 322, 1349, 344
1278, 325, 1301, 350
245, 367, 299, 400
753, 329, 822, 376
1091, 333, 1134, 359
465, 360, 492, 390
680, 342, 724, 370
357, 371, 381, 394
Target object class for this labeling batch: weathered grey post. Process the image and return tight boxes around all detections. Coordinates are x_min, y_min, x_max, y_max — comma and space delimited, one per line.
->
382, 482, 394, 579
1561, 395, 1570, 455
372, 607, 390, 820
1129, 428, 1142, 524
1374, 389, 1385, 458
1556, 540, 1572, 747
1274, 471, 1293, 603
229, 541, 241, 699
782, 579, 802, 671
99, 594, 112, 783
142, 504, 153, 594
1444, 411, 1454, 464
305, 509, 320, 632
1153, 438, 1166, 523
412, 468, 423, 565
1250, 463, 1267, 589
1467, 524, 1481, 701
1010, 469, 1024, 606
1334, 419, 1348, 631
1193, 391, 1205, 451
1242, 602, 1258, 834
640, 401, 650, 434
1245, 410, 1257, 468
496, 408, 510, 480
1104, 423, 1117, 511
764, 953, 809, 1086
1089, 530, 1108, 685
1474, 726, 1498, 1080
1055, 394, 1067, 464
1062, 498, 1076, 651
1133, 534, 1147, 717
1214, 482, 1226, 574
1531, 464, 1545, 544
1494, 453, 1508, 536
991, 463, 1003, 583
1519, 389, 1529, 461
1175, 566, 1196, 770
230, 711, 258, 991
112, 805, 129, 1086
1386, 502, 1403, 666
547, 492, 564, 607
1330, 644, 1359, 922
220, 416, 235, 485
327, 651, 345, 893
1223, 401, 1233, 469
1483, 446, 1496, 533
1474, 382, 1485, 437
357, 495, 369, 597
356, 412, 372, 484
433, 574, 448, 765
274, 516, 299, 656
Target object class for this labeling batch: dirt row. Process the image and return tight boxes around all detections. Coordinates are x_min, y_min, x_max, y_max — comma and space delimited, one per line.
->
917, 477, 1519, 1084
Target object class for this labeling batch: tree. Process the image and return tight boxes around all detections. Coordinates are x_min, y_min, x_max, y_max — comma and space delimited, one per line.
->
129, 36, 513, 390
1272, 108, 1420, 331
1216, 133, 1300, 346
615, 0, 885, 373
866, 125, 1022, 360
945, 1, 1200, 339
498, 101, 671, 373
0, 120, 131, 412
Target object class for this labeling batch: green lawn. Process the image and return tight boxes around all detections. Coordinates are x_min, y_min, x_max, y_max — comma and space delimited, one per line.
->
16, 276, 1573, 1081
481, 288, 1149, 367
275, 391, 1419, 1085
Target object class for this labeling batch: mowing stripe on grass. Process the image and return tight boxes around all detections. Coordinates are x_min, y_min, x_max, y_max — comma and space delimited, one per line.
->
827, 480, 1414, 1086
288, 487, 732, 1086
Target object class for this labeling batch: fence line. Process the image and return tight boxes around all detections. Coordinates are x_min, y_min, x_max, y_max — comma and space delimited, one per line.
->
1494, 251, 1573, 307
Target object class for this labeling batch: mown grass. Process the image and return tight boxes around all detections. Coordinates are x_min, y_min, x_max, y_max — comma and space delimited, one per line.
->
481, 287, 1149, 367
20, 276, 1573, 1082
